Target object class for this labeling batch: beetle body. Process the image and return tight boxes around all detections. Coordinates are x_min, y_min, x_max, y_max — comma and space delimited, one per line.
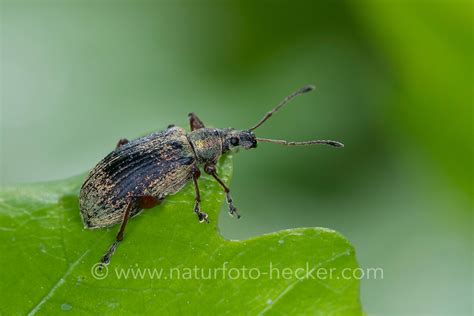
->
80, 126, 257, 228
81, 85, 344, 265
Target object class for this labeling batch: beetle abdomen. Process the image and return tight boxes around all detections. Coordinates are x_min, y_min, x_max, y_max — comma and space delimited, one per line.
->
80, 127, 196, 228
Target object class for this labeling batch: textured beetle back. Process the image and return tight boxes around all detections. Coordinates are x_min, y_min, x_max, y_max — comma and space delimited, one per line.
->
79, 126, 196, 228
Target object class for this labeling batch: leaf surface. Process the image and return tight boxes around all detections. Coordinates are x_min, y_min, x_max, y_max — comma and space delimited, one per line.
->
0, 155, 362, 315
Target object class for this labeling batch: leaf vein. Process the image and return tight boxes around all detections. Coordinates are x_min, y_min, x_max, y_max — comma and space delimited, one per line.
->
27, 249, 90, 315
257, 249, 351, 315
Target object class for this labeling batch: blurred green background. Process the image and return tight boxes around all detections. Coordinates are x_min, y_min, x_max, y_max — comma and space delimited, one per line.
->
1, 0, 472, 315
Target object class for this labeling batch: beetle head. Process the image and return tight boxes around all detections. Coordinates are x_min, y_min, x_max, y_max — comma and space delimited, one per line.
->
221, 128, 257, 153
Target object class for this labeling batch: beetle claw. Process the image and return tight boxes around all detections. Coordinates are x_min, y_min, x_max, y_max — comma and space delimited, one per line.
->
194, 203, 209, 223
225, 192, 240, 219
100, 240, 119, 266
228, 205, 240, 219
197, 211, 209, 223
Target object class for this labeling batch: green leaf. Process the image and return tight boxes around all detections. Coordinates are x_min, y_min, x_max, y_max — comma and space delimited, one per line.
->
0, 155, 362, 315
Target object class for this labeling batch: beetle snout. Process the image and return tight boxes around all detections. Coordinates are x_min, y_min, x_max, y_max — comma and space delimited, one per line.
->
250, 138, 257, 148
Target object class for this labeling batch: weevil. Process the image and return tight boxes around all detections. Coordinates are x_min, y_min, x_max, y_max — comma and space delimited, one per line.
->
79, 85, 344, 265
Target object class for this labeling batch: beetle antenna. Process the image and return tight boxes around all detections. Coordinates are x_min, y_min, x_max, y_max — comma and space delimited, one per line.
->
256, 138, 344, 148
249, 85, 315, 131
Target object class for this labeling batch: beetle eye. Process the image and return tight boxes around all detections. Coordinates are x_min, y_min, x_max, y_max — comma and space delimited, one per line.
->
230, 137, 239, 146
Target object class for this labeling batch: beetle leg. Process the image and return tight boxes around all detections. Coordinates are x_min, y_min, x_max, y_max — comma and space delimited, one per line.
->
192, 167, 209, 223
100, 195, 162, 265
116, 138, 129, 149
188, 112, 205, 131
204, 164, 240, 219
100, 198, 133, 265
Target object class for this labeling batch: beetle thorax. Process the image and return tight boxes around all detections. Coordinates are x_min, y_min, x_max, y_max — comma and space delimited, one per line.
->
187, 128, 223, 165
